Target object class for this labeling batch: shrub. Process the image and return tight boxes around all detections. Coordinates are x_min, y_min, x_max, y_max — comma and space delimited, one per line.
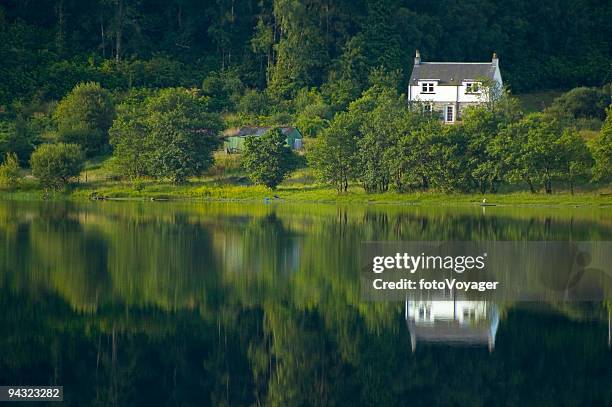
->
54, 82, 115, 156
30, 143, 84, 190
0, 153, 21, 189
242, 128, 298, 189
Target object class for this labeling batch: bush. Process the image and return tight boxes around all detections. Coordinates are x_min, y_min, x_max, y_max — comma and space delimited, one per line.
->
30, 143, 84, 190
242, 128, 298, 189
547, 87, 611, 121
0, 153, 21, 189
54, 82, 115, 156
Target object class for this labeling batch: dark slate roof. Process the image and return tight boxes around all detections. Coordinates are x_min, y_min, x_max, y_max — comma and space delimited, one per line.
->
409, 62, 496, 85
224, 126, 301, 138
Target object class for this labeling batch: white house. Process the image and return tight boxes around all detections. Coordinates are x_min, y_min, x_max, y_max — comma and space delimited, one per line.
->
407, 50, 503, 123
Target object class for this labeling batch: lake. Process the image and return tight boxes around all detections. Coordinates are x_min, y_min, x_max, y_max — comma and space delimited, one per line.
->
0, 200, 610, 406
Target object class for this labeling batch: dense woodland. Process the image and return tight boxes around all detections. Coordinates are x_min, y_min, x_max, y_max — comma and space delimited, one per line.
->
0, 0, 611, 195
2, 0, 612, 104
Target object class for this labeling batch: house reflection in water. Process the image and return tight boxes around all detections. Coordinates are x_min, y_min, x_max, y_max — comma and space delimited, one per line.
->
405, 299, 500, 352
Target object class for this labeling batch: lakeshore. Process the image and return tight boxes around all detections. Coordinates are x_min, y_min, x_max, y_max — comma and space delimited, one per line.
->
2, 177, 611, 207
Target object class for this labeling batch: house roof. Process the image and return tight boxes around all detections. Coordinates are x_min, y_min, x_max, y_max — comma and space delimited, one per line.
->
224, 126, 302, 138
410, 62, 496, 86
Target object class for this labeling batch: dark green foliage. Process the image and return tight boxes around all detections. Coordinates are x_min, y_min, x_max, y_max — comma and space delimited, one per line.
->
0, 153, 21, 189
546, 87, 611, 121
30, 143, 84, 190
110, 88, 223, 183
54, 82, 115, 156
0, 118, 38, 165
309, 112, 360, 192
2, 0, 611, 108
242, 128, 298, 189
590, 107, 612, 183
202, 70, 244, 113
237, 89, 270, 116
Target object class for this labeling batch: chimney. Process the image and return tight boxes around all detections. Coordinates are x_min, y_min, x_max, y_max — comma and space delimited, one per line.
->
492, 52, 499, 67
414, 49, 421, 65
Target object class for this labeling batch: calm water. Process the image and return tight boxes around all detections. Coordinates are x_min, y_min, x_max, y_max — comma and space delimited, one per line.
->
0, 200, 611, 406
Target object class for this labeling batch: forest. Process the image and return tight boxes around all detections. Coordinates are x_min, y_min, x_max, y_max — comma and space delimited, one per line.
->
2, 0, 612, 103
0, 0, 611, 197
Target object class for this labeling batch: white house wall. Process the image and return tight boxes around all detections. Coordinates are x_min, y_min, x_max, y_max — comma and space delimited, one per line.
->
410, 85, 457, 102
409, 85, 488, 103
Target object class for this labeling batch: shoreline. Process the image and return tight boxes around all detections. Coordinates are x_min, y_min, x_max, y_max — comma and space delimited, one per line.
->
1, 183, 611, 207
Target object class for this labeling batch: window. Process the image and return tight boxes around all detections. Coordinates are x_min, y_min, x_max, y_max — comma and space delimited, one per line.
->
445, 105, 454, 122
421, 82, 435, 93
423, 103, 433, 113
465, 82, 480, 94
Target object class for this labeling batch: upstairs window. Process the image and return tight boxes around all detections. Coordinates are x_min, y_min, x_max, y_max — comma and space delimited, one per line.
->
465, 82, 481, 94
421, 82, 435, 93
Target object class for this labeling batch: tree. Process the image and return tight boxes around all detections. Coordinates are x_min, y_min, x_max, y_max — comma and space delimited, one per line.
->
590, 106, 612, 183
0, 153, 21, 189
556, 130, 592, 194
108, 89, 152, 179
110, 88, 223, 183
202, 70, 244, 113
237, 89, 269, 116
267, 0, 328, 99
242, 128, 298, 189
500, 114, 564, 194
0, 118, 38, 165
30, 143, 84, 190
461, 99, 522, 193
308, 112, 359, 193
293, 88, 332, 137
54, 82, 115, 156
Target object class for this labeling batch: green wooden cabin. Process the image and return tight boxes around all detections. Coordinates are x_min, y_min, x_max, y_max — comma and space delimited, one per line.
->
223, 126, 303, 153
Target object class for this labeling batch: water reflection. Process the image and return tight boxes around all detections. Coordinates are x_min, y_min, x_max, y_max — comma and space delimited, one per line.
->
406, 300, 499, 351
0, 200, 610, 405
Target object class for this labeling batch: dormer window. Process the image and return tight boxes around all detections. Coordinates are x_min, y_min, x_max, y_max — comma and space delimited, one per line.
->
465, 82, 481, 94
421, 82, 435, 94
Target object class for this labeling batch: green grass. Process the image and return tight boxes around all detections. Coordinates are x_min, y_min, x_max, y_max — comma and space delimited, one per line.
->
3, 160, 611, 206
61, 179, 612, 206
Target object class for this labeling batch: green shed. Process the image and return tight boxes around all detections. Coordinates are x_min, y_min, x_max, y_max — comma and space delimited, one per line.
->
223, 126, 303, 153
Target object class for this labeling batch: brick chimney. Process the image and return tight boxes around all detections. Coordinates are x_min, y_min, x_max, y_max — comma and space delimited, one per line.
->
492, 52, 499, 67
414, 49, 421, 65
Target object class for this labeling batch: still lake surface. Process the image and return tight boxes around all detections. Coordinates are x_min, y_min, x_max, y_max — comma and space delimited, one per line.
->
0, 200, 610, 406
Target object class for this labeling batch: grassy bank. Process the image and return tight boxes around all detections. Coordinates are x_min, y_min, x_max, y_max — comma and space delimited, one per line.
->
2, 176, 611, 207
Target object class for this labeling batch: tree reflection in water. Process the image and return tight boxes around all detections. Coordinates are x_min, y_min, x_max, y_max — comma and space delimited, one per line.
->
0, 201, 610, 406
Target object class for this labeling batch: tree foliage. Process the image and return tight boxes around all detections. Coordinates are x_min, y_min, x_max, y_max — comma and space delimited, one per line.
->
590, 106, 612, 183
0, 153, 21, 189
2, 0, 611, 106
53, 82, 115, 156
30, 143, 84, 190
242, 128, 298, 189
110, 88, 223, 183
